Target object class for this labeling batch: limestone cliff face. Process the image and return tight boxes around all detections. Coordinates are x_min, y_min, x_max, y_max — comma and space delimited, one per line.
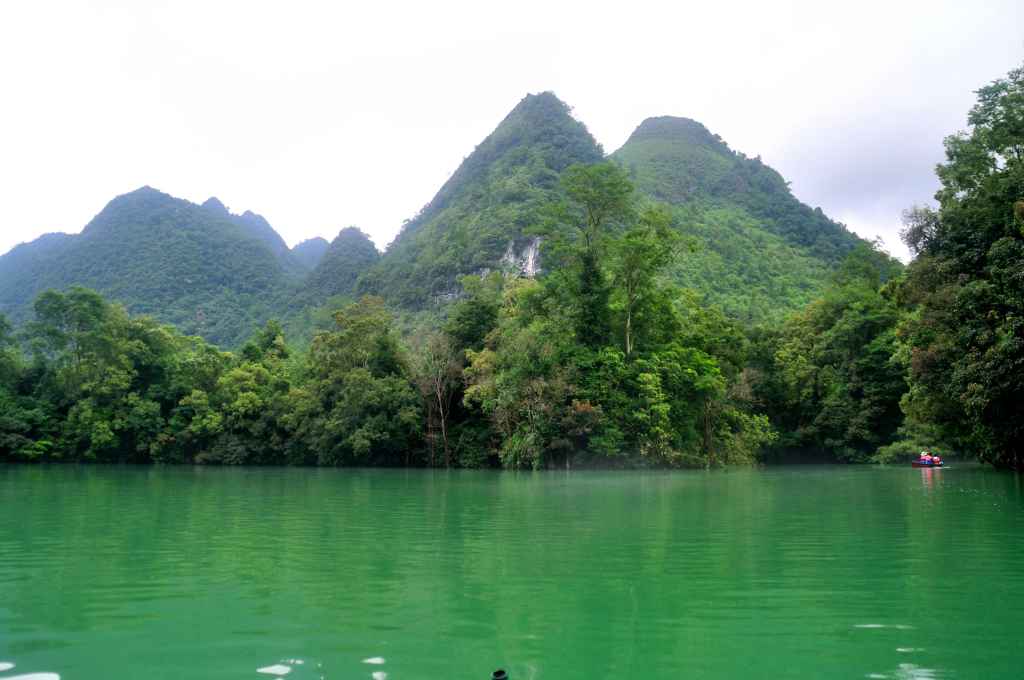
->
502, 237, 541, 277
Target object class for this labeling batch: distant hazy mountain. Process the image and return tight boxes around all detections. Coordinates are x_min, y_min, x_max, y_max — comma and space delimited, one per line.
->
611, 116, 860, 322
291, 236, 330, 270
291, 227, 380, 309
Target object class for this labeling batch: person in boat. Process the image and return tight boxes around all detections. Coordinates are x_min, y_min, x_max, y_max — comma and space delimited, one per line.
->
924, 453, 933, 464
920, 452, 928, 462
932, 455, 942, 466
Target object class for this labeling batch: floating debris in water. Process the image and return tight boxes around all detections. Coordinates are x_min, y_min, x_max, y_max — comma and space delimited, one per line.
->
372, 673, 387, 680
363, 657, 385, 665
0, 663, 14, 672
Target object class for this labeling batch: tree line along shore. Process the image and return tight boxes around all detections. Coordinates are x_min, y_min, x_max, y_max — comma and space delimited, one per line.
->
1, 64, 1022, 470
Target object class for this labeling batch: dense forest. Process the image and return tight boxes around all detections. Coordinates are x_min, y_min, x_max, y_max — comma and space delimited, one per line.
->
1, 64, 1022, 469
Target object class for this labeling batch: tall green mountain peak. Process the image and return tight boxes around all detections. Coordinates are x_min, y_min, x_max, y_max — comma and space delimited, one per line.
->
613, 116, 856, 260
201, 196, 231, 214
622, 115, 723, 148
611, 116, 860, 322
358, 91, 604, 307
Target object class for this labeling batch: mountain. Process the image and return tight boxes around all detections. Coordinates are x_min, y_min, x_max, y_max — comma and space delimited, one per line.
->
0, 187, 288, 346
0, 98, 861, 349
291, 237, 330, 269
357, 92, 604, 307
610, 116, 859, 323
0, 232, 75, 315
291, 227, 380, 310
357, 95, 857, 323
201, 197, 310, 281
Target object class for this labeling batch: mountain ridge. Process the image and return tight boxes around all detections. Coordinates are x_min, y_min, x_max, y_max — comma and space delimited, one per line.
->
0, 95, 863, 344
201, 197, 310, 281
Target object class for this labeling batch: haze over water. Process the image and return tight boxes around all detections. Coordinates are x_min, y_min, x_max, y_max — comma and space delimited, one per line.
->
0, 466, 1021, 680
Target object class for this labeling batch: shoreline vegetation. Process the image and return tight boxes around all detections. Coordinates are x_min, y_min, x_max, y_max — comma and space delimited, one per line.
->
1, 64, 1023, 470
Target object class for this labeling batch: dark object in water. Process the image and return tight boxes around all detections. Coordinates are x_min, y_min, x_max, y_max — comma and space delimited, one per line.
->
492, 671, 508, 680
912, 461, 943, 468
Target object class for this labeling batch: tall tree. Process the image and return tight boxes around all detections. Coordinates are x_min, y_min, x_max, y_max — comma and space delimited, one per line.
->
25, 286, 109, 392
610, 205, 689, 354
540, 162, 636, 348
416, 334, 461, 467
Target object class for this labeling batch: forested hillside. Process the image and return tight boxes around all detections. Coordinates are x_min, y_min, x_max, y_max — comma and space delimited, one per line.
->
0, 232, 75, 315
890, 63, 1024, 470
0, 164, 903, 469
0, 166, 915, 469
611, 117, 859, 323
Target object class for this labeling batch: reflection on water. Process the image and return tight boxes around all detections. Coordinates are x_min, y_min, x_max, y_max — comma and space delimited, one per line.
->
256, 664, 292, 674
0, 662, 59, 680
919, 467, 944, 502
252, 660, 322, 680
0, 465, 1022, 680
855, 624, 912, 629
893, 663, 943, 678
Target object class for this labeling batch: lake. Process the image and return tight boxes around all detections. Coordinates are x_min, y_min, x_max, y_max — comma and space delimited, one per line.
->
0, 465, 1022, 680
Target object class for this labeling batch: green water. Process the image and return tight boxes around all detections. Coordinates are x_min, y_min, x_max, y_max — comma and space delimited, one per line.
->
0, 466, 1022, 680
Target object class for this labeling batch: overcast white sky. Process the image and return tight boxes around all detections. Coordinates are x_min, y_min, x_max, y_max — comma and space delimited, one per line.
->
1, 1, 1022, 262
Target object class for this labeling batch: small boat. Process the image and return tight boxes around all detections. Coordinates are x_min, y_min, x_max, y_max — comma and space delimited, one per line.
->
912, 461, 943, 468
